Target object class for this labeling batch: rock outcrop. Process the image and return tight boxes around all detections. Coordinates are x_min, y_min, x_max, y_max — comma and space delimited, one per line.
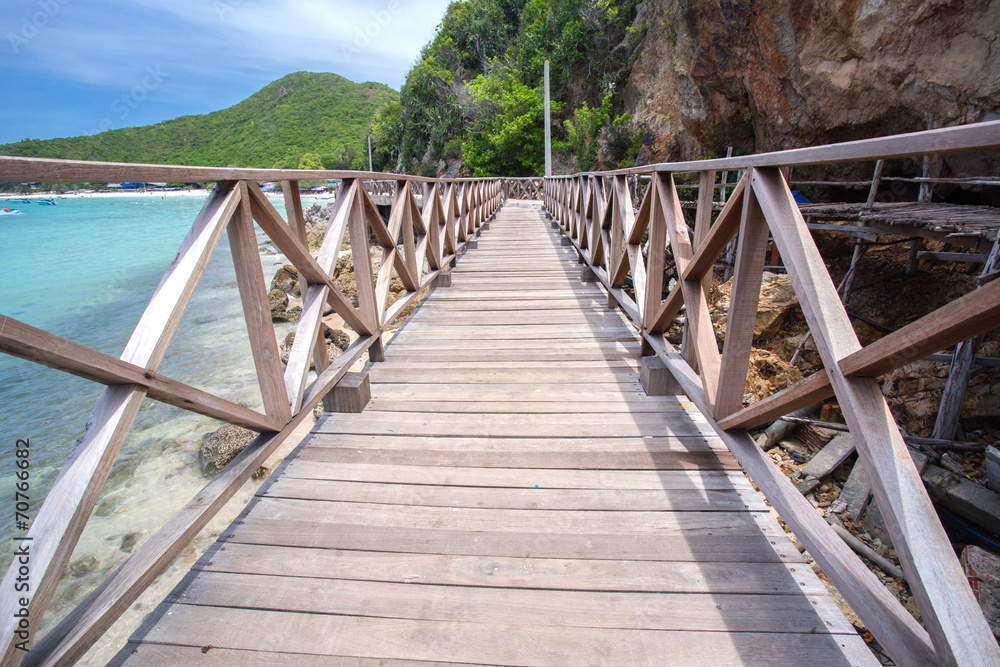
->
625, 0, 1000, 169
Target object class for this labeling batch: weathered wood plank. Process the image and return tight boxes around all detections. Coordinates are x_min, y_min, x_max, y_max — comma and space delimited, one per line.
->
170, 570, 848, 633
127, 605, 876, 666
261, 477, 756, 509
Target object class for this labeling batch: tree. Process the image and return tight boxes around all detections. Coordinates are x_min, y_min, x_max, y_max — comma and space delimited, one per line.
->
298, 153, 323, 170
462, 68, 551, 177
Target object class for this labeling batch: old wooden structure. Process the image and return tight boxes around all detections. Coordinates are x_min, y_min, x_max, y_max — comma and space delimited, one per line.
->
0, 119, 998, 666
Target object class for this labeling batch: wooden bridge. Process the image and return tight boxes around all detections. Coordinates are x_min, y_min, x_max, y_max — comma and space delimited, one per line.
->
1, 121, 1000, 666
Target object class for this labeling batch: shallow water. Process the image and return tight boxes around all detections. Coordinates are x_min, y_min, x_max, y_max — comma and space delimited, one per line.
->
0, 193, 314, 635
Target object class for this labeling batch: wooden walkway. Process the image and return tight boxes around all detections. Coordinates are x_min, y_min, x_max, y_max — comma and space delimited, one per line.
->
115, 205, 874, 666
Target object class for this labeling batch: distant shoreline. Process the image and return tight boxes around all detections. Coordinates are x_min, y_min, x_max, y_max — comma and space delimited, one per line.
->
0, 190, 333, 202
0, 190, 211, 200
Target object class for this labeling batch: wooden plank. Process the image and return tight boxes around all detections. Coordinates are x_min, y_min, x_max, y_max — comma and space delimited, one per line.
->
289, 445, 737, 471
229, 183, 291, 422
112, 644, 457, 666
169, 570, 849, 633
799, 433, 856, 480
312, 417, 711, 439
282, 180, 331, 380
0, 182, 242, 663
126, 605, 876, 666
229, 516, 801, 564
283, 460, 743, 489
752, 166, 994, 664
0, 315, 281, 432
366, 368, 641, 384
305, 433, 728, 453
243, 497, 781, 536
262, 478, 759, 510
364, 399, 685, 413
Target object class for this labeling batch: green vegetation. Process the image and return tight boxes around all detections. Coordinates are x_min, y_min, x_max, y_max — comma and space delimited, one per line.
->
369, 0, 645, 176
1, 72, 397, 170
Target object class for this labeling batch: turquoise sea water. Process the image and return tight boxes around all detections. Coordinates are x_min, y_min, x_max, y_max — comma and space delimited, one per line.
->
0, 194, 304, 629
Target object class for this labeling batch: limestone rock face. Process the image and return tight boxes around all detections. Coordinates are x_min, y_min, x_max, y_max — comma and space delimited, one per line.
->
713, 272, 799, 343
625, 0, 1000, 165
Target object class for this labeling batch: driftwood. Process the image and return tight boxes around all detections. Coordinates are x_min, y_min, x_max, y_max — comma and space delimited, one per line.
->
779, 415, 987, 452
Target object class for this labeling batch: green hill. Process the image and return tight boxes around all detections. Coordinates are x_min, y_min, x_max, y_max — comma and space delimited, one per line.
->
0, 72, 398, 170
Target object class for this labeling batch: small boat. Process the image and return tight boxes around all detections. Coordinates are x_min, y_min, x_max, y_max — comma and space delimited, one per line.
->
1, 207, 20, 215
9, 198, 31, 204
36, 198, 56, 205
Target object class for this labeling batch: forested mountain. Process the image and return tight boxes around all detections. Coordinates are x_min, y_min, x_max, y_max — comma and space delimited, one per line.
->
1, 72, 397, 170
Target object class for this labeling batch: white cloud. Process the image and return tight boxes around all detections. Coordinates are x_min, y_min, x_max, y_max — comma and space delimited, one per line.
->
2, 0, 451, 89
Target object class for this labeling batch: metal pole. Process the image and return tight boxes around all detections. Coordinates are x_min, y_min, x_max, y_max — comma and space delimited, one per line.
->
368, 136, 373, 172
544, 60, 552, 178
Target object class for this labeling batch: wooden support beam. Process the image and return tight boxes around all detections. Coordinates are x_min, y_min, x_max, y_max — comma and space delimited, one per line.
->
753, 165, 999, 666
245, 181, 372, 334
0, 315, 281, 432
282, 181, 331, 385
229, 183, 291, 423
656, 173, 722, 415
642, 333, 937, 666
681, 169, 716, 367
717, 370, 834, 431
714, 184, 771, 419
22, 336, 375, 666
681, 176, 746, 282
839, 274, 1000, 378
329, 372, 372, 412
0, 182, 241, 665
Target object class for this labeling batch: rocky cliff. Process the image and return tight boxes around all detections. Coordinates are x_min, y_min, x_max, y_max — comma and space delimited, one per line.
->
625, 0, 1000, 163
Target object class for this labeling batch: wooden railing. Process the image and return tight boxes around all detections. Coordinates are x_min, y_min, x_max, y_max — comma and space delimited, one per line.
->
503, 177, 543, 200
544, 120, 1000, 667
0, 156, 502, 666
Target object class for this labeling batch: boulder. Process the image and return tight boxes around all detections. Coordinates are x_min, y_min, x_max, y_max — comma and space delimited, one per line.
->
270, 265, 300, 296
714, 272, 799, 343
268, 288, 288, 316
279, 326, 350, 367
199, 424, 256, 475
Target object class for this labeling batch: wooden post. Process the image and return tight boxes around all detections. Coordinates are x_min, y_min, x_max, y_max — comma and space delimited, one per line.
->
640, 355, 682, 395
229, 184, 292, 423
865, 160, 884, 210
544, 60, 552, 178
932, 236, 1000, 440
330, 372, 371, 413
432, 270, 452, 288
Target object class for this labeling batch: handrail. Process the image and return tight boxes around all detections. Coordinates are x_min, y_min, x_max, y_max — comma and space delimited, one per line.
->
0, 167, 503, 666
542, 119, 1000, 667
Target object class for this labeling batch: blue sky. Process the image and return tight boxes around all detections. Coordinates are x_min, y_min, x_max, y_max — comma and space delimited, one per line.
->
0, 0, 454, 144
